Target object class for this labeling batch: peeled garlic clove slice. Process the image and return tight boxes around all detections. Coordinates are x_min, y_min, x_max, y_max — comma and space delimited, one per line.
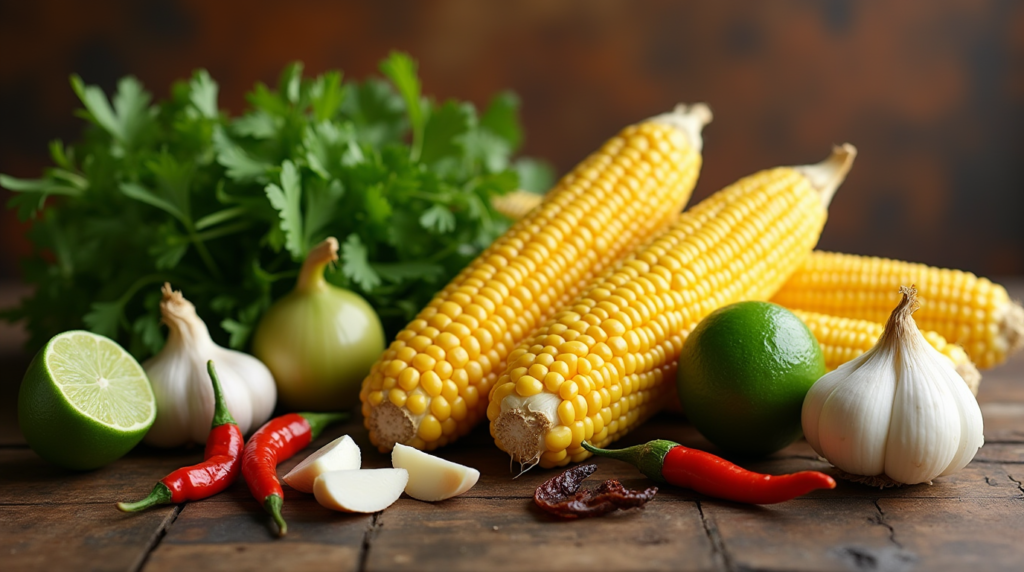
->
283, 435, 361, 493
313, 469, 408, 513
391, 443, 480, 502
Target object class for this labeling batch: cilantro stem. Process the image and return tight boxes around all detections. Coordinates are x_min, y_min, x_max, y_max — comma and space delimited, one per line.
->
188, 230, 222, 281
194, 221, 253, 242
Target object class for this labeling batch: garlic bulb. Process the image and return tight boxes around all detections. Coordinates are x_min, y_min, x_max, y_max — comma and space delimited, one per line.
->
802, 286, 984, 485
143, 284, 277, 447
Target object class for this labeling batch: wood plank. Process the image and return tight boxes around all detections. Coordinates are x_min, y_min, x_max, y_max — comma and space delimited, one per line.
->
878, 497, 1024, 572
971, 443, 1024, 464
364, 497, 716, 572
143, 497, 370, 572
0, 503, 175, 572
705, 498, 912, 572
979, 401, 1024, 443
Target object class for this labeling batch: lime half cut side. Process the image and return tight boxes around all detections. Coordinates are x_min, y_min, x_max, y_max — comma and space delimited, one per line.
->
46, 331, 155, 431
19, 331, 156, 470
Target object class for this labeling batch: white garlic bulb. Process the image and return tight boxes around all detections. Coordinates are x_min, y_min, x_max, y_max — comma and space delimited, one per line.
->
802, 285, 984, 485
143, 284, 277, 447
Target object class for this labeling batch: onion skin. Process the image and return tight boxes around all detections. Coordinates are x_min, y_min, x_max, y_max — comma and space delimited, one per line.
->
253, 238, 385, 412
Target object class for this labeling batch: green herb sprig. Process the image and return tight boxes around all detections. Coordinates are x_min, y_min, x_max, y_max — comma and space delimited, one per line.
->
2, 52, 553, 359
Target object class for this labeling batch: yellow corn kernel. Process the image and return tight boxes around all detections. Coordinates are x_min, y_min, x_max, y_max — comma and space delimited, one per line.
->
773, 251, 1024, 369
492, 190, 545, 220
362, 104, 711, 452
490, 145, 856, 467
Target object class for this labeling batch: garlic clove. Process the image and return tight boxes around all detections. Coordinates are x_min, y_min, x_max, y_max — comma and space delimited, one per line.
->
936, 345, 985, 476
802, 353, 863, 456
815, 343, 898, 477
313, 469, 408, 513
882, 344, 961, 484
391, 443, 480, 502
213, 348, 277, 433
142, 355, 194, 448
283, 435, 361, 493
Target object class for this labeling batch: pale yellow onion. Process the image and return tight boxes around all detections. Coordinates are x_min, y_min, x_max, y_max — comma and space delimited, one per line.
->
253, 237, 385, 411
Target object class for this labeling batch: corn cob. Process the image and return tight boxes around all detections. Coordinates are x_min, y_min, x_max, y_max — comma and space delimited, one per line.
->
771, 251, 1024, 369
488, 145, 857, 468
493, 190, 544, 220
360, 104, 712, 451
791, 309, 980, 395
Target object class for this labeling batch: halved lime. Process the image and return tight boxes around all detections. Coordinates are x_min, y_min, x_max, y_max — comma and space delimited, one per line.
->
18, 331, 156, 470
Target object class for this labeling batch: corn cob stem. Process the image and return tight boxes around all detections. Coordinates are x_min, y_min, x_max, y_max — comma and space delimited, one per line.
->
360, 104, 712, 452
489, 145, 857, 469
772, 252, 1024, 369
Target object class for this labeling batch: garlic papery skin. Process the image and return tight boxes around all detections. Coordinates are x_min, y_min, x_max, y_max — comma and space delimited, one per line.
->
801, 286, 984, 485
143, 284, 277, 447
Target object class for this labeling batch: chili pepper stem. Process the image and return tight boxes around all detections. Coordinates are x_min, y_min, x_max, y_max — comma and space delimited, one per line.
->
299, 412, 349, 440
582, 440, 676, 483
207, 361, 238, 428
116, 482, 174, 512
264, 494, 288, 536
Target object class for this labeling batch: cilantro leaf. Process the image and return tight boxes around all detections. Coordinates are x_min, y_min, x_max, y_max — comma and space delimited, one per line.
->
421, 101, 473, 167
214, 127, 271, 181
341, 233, 381, 291
265, 160, 305, 259
310, 71, 345, 122
71, 75, 153, 148
481, 91, 523, 151
121, 182, 188, 224
132, 312, 165, 357
233, 112, 279, 139
83, 301, 124, 339
189, 69, 220, 119
514, 158, 556, 193
279, 62, 304, 105
419, 204, 456, 234
379, 51, 425, 159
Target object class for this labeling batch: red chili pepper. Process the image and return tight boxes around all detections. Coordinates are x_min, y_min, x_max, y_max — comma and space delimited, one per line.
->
581, 439, 835, 504
242, 410, 347, 536
117, 361, 244, 512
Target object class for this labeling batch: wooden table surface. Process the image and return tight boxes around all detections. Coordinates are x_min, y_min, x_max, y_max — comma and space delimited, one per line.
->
2, 282, 1023, 572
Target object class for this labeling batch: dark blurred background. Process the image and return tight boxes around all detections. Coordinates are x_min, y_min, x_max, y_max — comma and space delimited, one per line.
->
1, 0, 1022, 279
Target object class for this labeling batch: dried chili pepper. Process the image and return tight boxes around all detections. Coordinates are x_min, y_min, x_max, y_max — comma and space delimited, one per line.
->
242, 411, 347, 536
117, 361, 243, 512
534, 464, 658, 519
582, 440, 835, 504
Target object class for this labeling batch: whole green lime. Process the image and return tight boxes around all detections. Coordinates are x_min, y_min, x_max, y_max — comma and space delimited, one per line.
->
676, 302, 825, 457
18, 331, 156, 470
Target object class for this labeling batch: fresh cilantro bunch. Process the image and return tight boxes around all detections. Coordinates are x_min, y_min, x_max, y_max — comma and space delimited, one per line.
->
2, 52, 552, 359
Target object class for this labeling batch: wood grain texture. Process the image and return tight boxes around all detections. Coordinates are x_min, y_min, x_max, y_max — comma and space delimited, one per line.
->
0, 503, 176, 572
144, 499, 370, 572
366, 498, 715, 572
